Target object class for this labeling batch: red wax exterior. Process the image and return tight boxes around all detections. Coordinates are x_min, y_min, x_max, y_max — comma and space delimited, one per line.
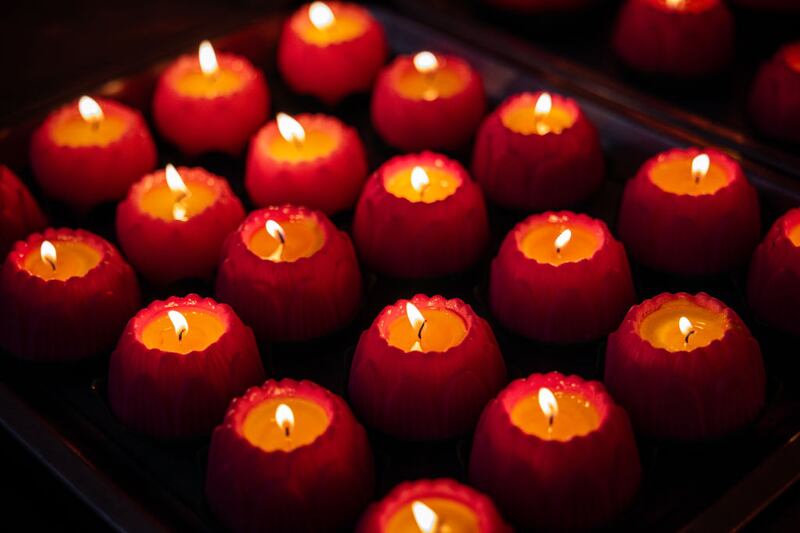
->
152, 52, 269, 156
469, 372, 640, 530
748, 43, 800, 143
349, 295, 507, 440
617, 148, 760, 276
206, 379, 374, 532
613, 0, 734, 77
371, 54, 485, 151
116, 166, 245, 285
486, 0, 598, 12
489, 212, 635, 344
356, 478, 511, 533
0, 165, 46, 257
215, 205, 362, 342
245, 114, 368, 215
747, 208, 800, 336
353, 152, 489, 278
472, 92, 605, 210
278, 2, 388, 105
30, 98, 157, 211
108, 295, 264, 439
605, 292, 766, 440
0, 229, 140, 361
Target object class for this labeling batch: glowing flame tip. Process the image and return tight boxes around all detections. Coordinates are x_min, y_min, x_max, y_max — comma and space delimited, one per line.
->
554, 228, 572, 252
691, 153, 710, 181
411, 501, 438, 533
275, 403, 294, 435
40, 240, 57, 269
198, 40, 219, 75
410, 166, 430, 193
276, 113, 306, 144
167, 310, 189, 341
78, 96, 103, 123
413, 51, 438, 74
309, 2, 335, 30
535, 92, 552, 118
538, 387, 559, 420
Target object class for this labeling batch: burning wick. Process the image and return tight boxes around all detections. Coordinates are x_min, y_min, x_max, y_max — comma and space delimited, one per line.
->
410, 166, 430, 200
266, 219, 286, 261
691, 153, 710, 185
411, 500, 440, 533
168, 310, 189, 342
78, 95, 103, 131
679, 316, 695, 346
308, 2, 335, 30
165, 164, 190, 221
198, 40, 219, 79
40, 240, 57, 271
413, 51, 439, 100
539, 387, 558, 432
406, 302, 426, 352
276, 112, 306, 150
554, 228, 572, 256
534, 92, 552, 135
275, 403, 294, 438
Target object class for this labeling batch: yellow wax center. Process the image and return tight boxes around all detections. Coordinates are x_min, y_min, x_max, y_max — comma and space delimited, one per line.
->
510, 392, 600, 441
649, 158, 731, 196
385, 498, 480, 533
501, 101, 576, 136
24, 240, 102, 281
243, 397, 330, 452
639, 299, 728, 352
247, 217, 325, 262
174, 68, 243, 98
296, 11, 367, 45
386, 308, 468, 353
384, 166, 460, 203
267, 128, 338, 163
51, 114, 127, 148
788, 223, 800, 247
139, 181, 218, 221
140, 309, 225, 354
394, 63, 467, 101
519, 223, 600, 265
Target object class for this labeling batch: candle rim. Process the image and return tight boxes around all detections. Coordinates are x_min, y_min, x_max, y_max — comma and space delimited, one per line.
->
46, 97, 134, 149
132, 294, 232, 356
379, 152, 466, 205
376, 295, 473, 354
513, 211, 606, 266
260, 112, 345, 165
240, 206, 328, 264
501, 372, 610, 444
631, 292, 732, 354
646, 147, 737, 197
164, 52, 260, 100
646, 0, 719, 14
133, 166, 226, 223
290, 1, 373, 46
12, 229, 110, 284
499, 91, 580, 137
388, 53, 476, 102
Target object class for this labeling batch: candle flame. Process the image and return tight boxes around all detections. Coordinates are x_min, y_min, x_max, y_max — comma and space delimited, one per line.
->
309, 1, 335, 30
554, 229, 572, 253
678, 316, 695, 346
406, 302, 426, 351
534, 92, 552, 119
538, 387, 559, 423
266, 219, 286, 244
168, 310, 189, 341
411, 501, 438, 533
198, 40, 219, 75
666, 0, 686, 8
78, 96, 104, 124
165, 164, 189, 196
40, 240, 57, 270
410, 166, 430, 193
691, 154, 710, 182
275, 403, 295, 436
276, 113, 306, 144
413, 51, 438, 74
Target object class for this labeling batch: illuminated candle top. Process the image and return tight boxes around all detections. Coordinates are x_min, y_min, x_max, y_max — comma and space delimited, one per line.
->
242, 397, 330, 452
247, 214, 325, 262
23, 237, 102, 281
502, 91, 577, 136
393, 51, 468, 101
383, 163, 461, 203
518, 214, 602, 266
309, 1, 335, 30
649, 151, 731, 195
140, 307, 225, 354
50, 95, 127, 147
510, 386, 600, 441
137, 165, 219, 222
295, 1, 369, 44
267, 113, 339, 163
638, 297, 728, 352
174, 40, 243, 97
385, 496, 481, 533
385, 301, 468, 353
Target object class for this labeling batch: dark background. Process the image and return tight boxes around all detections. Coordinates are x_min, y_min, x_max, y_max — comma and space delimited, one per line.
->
2, 0, 799, 530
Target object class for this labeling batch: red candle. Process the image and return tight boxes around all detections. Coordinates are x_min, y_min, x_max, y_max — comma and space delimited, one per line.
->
613, 0, 734, 77
605, 292, 766, 440
371, 51, 485, 151
748, 208, 800, 336
469, 372, 640, 530
353, 152, 489, 278
748, 42, 800, 143
0, 164, 46, 257
30, 96, 157, 211
215, 205, 362, 342
116, 164, 245, 285
152, 40, 270, 156
278, 1, 388, 105
356, 478, 511, 533
245, 112, 368, 215
0, 228, 139, 361
472, 91, 604, 211
617, 147, 760, 275
490, 211, 634, 343
108, 294, 264, 439
206, 378, 374, 532
349, 295, 506, 441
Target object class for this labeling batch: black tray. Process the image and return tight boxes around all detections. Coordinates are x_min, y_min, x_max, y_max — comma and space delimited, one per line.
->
2, 5, 800, 532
